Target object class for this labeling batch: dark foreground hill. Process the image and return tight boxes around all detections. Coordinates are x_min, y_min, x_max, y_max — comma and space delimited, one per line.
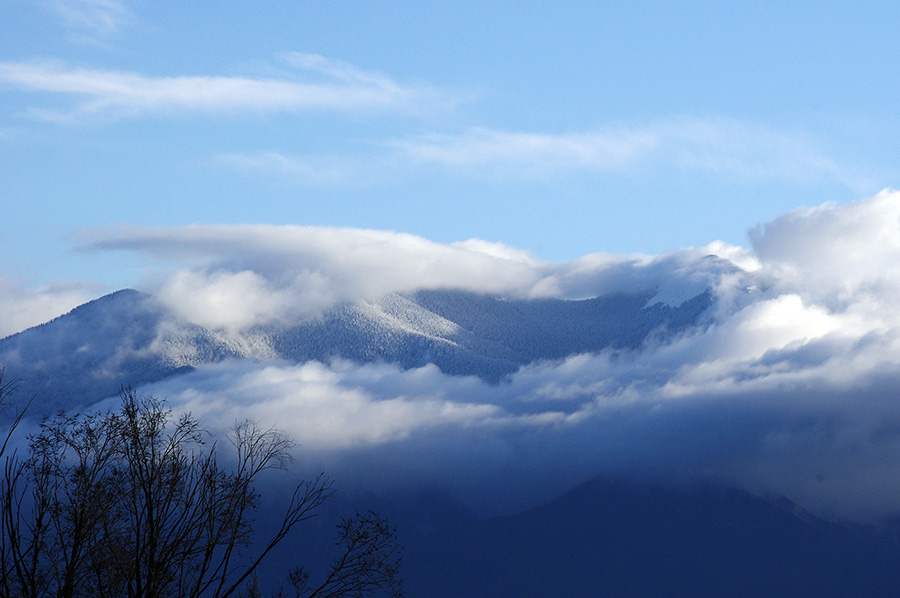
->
398, 476, 900, 597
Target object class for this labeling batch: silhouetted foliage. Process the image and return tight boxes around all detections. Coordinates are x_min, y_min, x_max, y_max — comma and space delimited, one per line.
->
0, 377, 401, 598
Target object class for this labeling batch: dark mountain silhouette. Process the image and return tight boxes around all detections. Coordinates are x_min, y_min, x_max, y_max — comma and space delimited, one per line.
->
401, 476, 900, 597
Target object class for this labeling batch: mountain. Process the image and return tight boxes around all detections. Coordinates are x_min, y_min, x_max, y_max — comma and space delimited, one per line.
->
399, 476, 900, 597
0, 289, 247, 415
260, 475, 900, 597
8, 284, 900, 596
0, 287, 712, 417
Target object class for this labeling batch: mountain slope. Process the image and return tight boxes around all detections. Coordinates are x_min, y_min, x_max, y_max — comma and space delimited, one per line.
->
0, 290, 249, 414
0, 287, 712, 415
401, 476, 900, 597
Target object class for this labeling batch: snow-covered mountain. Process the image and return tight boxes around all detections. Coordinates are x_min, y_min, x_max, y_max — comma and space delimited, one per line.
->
7, 196, 900, 594
0, 286, 711, 417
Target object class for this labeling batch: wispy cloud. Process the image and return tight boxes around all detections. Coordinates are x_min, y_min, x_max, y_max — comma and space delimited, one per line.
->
393, 127, 659, 173
218, 118, 862, 189
0, 54, 454, 121
214, 151, 398, 187
393, 120, 854, 184
44, 0, 133, 44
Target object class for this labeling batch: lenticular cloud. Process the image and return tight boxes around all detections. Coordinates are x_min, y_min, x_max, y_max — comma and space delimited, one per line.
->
95, 190, 900, 521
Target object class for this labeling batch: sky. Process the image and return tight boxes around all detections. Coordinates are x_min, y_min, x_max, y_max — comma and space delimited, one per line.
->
2, 1, 900, 302
4, 1, 900, 523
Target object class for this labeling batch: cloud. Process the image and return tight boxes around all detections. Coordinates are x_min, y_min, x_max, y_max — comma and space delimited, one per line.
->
0, 54, 453, 121
141, 360, 503, 451
44, 0, 133, 43
79, 224, 548, 329
213, 151, 399, 187
390, 120, 853, 184
77, 223, 736, 330
749, 189, 900, 311
392, 126, 658, 175
0, 276, 96, 338
218, 118, 860, 189
135, 322, 900, 520
71, 191, 900, 521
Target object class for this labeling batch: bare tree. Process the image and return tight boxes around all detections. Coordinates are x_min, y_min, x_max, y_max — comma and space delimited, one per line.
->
0, 385, 402, 598
293, 511, 403, 598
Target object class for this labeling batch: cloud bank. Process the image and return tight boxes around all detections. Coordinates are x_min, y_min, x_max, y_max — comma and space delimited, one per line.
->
69, 191, 900, 521
79, 223, 739, 330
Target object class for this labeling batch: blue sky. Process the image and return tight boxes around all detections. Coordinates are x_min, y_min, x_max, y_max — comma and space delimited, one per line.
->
1, 0, 899, 291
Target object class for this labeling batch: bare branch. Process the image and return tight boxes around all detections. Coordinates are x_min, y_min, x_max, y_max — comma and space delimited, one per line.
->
0, 386, 403, 597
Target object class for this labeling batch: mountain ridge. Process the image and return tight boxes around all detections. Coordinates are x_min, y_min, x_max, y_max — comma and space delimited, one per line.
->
0, 286, 712, 417
399, 475, 900, 597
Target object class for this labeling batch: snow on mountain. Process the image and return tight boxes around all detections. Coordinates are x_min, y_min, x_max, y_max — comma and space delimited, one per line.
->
0, 285, 713, 418
0, 290, 238, 414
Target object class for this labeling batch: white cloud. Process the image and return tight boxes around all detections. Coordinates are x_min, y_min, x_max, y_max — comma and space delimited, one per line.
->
155, 270, 295, 331
280, 53, 431, 101
0, 55, 453, 121
78, 223, 737, 330
145, 360, 502, 451
749, 189, 900, 310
